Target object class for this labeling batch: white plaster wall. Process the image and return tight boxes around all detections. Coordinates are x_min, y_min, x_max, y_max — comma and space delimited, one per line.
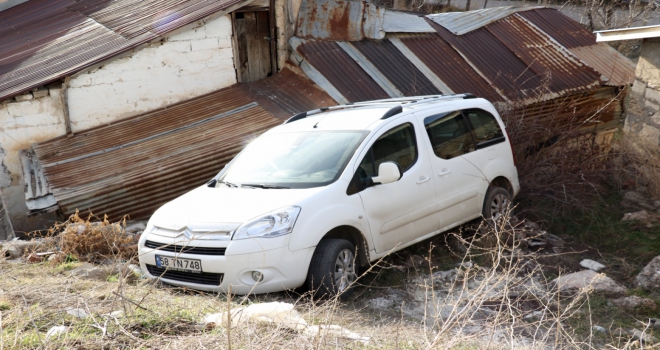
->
67, 14, 237, 132
0, 90, 67, 235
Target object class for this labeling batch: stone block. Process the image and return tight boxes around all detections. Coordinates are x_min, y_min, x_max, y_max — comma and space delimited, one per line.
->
191, 38, 218, 51
640, 123, 660, 146
14, 94, 33, 102
646, 87, 660, 104
31, 88, 49, 98
631, 79, 647, 97
646, 100, 660, 113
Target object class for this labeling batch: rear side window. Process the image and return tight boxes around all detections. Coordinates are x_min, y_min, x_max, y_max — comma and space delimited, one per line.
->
463, 109, 505, 147
359, 123, 417, 178
424, 111, 475, 159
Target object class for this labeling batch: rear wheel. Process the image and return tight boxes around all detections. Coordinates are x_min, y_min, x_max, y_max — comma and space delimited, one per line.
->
307, 239, 357, 299
482, 186, 512, 219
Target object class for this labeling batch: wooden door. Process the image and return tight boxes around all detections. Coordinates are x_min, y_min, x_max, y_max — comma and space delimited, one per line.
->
234, 11, 272, 82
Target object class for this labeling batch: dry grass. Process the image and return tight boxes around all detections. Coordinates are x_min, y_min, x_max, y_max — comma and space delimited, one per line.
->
2, 213, 655, 349
611, 135, 660, 201
38, 211, 137, 264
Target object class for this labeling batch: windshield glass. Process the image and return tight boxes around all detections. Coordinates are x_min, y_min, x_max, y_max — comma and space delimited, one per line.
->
219, 131, 367, 189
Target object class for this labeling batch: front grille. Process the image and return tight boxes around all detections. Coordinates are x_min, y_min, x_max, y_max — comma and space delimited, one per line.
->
145, 240, 226, 256
146, 265, 223, 286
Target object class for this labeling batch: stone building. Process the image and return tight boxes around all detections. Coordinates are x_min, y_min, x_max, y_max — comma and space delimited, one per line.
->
597, 25, 660, 145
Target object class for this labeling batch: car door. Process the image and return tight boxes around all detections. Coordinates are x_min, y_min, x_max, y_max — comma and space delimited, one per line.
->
416, 110, 484, 231
352, 119, 438, 254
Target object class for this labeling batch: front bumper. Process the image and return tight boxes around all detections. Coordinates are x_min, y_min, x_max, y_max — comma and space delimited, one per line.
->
138, 236, 315, 294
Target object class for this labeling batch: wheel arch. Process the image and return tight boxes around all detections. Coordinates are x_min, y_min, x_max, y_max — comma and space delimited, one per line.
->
320, 225, 370, 267
489, 176, 513, 196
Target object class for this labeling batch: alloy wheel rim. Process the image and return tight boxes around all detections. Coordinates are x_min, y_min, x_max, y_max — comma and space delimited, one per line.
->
490, 193, 509, 219
334, 249, 356, 292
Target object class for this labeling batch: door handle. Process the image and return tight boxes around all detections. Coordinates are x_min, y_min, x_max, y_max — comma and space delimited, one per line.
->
416, 176, 431, 184
438, 168, 452, 176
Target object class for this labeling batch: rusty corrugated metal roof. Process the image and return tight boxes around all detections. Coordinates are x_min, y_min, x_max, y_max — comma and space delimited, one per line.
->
395, 34, 503, 102
518, 8, 596, 48
429, 21, 544, 100
570, 43, 636, 86
295, 0, 385, 41
297, 41, 389, 102
485, 14, 601, 95
0, 0, 249, 102
239, 66, 337, 119
426, 6, 542, 35
349, 39, 441, 96
32, 86, 283, 220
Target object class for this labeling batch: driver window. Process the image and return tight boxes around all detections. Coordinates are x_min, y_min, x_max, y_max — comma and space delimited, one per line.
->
358, 123, 417, 180
424, 111, 475, 159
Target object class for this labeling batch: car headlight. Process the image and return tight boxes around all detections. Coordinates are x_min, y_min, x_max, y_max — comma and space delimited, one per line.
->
232, 206, 301, 240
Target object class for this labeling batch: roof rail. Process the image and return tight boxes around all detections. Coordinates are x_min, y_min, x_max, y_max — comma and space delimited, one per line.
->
283, 93, 478, 124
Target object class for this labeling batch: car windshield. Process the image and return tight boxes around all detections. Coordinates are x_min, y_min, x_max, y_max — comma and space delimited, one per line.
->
219, 130, 367, 189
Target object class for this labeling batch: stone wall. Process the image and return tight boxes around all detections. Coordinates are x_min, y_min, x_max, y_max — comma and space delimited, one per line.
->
67, 13, 236, 132
625, 37, 660, 146
0, 88, 67, 239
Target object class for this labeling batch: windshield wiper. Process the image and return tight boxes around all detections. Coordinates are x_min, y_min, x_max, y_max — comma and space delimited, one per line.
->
241, 184, 290, 189
218, 180, 239, 188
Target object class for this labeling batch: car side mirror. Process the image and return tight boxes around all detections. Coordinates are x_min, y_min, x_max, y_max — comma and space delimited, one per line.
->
370, 162, 402, 185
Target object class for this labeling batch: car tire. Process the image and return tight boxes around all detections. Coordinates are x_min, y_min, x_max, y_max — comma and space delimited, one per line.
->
482, 186, 512, 219
307, 238, 358, 299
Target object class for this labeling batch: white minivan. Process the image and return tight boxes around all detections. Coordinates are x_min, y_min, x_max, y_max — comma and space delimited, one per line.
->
138, 94, 520, 297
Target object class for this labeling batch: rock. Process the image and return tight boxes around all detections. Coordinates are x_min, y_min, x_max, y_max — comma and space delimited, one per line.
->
622, 191, 656, 211
203, 302, 369, 343
26, 253, 44, 263
655, 200, 660, 208
45, 326, 68, 340
302, 324, 370, 344
622, 210, 650, 222
580, 259, 606, 272
523, 311, 544, 321
103, 310, 124, 318
66, 308, 88, 318
636, 256, 660, 291
543, 233, 565, 248
592, 325, 607, 333
69, 262, 112, 281
367, 297, 394, 310
1, 239, 51, 260
628, 328, 658, 344
610, 296, 657, 311
650, 318, 660, 330
124, 221, 147, 235
553, 270, 627, 296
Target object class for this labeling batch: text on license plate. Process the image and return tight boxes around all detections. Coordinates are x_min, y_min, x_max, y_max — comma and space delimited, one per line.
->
155, 255, 202, 273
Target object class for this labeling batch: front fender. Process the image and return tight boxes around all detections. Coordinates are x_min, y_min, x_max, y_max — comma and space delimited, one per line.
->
288, 180, 371, 252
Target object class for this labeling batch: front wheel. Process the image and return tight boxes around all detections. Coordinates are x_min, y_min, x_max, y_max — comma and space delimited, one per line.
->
482, 186, 512, 219
307, 239, 358, 299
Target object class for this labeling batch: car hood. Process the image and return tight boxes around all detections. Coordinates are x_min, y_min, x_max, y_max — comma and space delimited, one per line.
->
149, 185, 322, 229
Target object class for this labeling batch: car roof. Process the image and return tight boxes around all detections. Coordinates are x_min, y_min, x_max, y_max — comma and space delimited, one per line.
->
267, 94, 495, 134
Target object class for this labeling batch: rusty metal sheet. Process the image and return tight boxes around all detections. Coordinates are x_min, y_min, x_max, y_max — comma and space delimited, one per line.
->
295, 0, 384, 41
239, 66, 337, 119
382, 10, 434, 33
570, 43, 636, 86
518, 8, 596, 48
297, 41, 389, 102
32, 86, 283, 220
485, 14, 601, 95
429, 20, 547, 101
0, 0, 249, 102
349, 39, 441, 96
425, 6, 542, 36
397, 34, 503, 102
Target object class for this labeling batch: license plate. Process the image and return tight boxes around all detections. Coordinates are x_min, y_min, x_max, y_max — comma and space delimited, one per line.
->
155, 255, 202, 273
